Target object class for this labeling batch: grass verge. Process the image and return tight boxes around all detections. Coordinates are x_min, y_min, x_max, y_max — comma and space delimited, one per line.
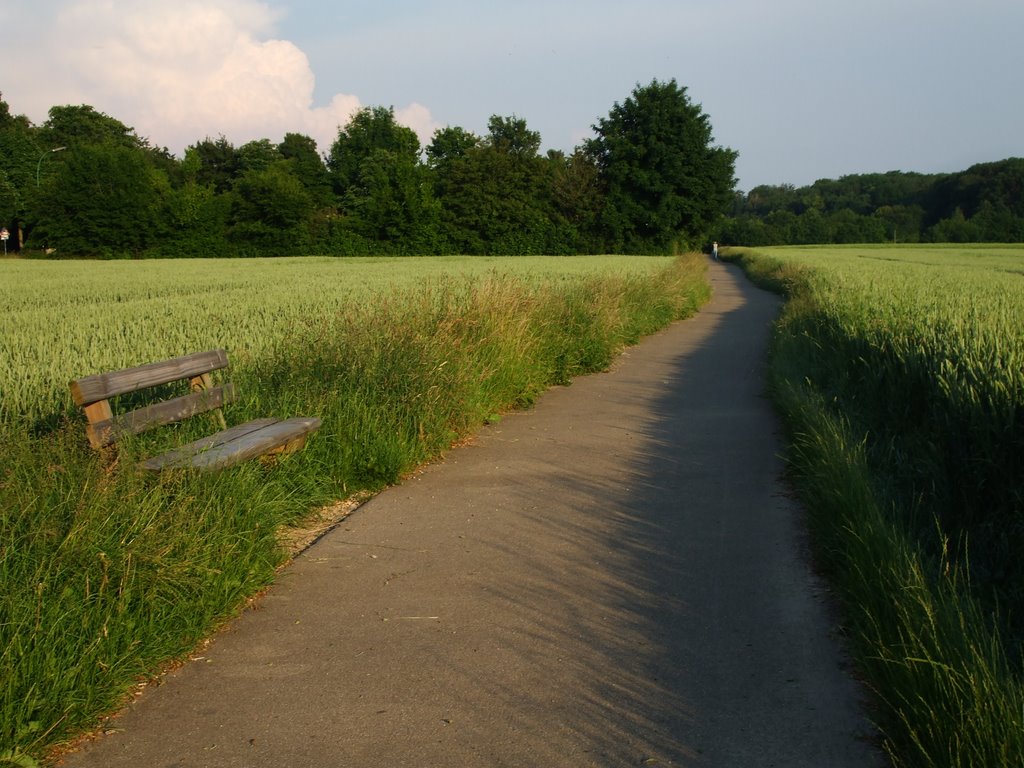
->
728, 247, 1024, 766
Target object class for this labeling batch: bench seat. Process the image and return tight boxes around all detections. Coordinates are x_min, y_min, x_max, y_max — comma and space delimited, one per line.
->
141, 416, 322, 472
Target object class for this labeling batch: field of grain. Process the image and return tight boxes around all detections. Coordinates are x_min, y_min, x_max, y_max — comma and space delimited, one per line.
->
729, 244, 1024, 767
0, 255, 675, 426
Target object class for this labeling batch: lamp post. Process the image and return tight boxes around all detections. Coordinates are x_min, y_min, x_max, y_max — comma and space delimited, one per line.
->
36, 146, 67, 186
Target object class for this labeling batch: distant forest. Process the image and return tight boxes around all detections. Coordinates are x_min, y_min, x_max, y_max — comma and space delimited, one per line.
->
0, 81, 737, 259
722, 158, 1024, 246
3, 82, 1021, 258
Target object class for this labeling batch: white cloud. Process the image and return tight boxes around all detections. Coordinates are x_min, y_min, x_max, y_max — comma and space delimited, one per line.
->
395, 103, 444, 148
5, 0, 437, 156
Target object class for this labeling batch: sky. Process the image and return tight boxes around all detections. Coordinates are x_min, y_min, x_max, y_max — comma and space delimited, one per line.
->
1, 0, 1021, 192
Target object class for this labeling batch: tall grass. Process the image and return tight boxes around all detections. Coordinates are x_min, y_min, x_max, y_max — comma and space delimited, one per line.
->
0, 254, 709, 764
0, 255, 676, 426
729, 245, 1024, 765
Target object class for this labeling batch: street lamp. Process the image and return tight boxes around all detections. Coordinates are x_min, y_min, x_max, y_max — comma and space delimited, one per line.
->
36, 146, 67, 186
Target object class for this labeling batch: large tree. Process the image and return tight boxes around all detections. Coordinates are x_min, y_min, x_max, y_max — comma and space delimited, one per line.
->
432, 116, 558, 254
547, 148, 606, 253
30, 142, 170, 256
37, 104, 144, 152
188, 136, 241, 195
328, 107, 439, 251
227, 164, 316, 254
425, 126, 479, 172
586, 79, 737, 252
0, 95, 41, 249
327, 106, 420, 197
279, 132, 333, 206
342, 148, 441, 251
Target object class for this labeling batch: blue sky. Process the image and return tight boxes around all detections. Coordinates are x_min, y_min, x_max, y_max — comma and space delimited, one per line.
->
1, 0, 1021, 191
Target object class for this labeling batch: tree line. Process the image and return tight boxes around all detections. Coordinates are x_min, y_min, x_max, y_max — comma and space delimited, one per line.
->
721, 159, 1024, 246
0, 80, 737, 258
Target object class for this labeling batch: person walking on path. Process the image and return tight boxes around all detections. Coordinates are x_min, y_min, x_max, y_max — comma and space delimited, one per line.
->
60, 261, 882, 768
712, 240, 719, 260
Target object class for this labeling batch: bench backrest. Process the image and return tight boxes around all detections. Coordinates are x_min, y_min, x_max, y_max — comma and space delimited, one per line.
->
70, 349, 236, 449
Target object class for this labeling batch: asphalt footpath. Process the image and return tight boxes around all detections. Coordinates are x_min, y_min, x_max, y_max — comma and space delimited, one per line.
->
60, 259, 884, 767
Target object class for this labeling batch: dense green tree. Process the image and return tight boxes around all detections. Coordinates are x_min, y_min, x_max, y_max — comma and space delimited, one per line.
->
0, 96, 41, 249
188, 136, 241, 194
0, 169, 16, 247
829, 208, 886, 243
227, 165, 316, 254
794, 208, 830, 243
586, 79, 737, 252
426, 126, 478, 223
810, 177, 873, 215
236, 139, 282, 174
547, 149, 605, 252
10, 87, 1021, 256
144, 144, 185, 188
327, 106, 420, 197
486, 115, 541, 157
874, 205, 925, 243
37, 105, 144, 151
156, 147, 231, 257
425, 126, 479, 171
29, 142, 170, 256
434, 115, 556, 254
970, 200, 1024, 242
326, 107, 439, 251
762, 210, 798, 244
722, 164, 1024, 245
926, 159, 1024, 224
927, 208, 981, 243
720, 215, 770, 247
342, 148, 440, 251
743, 184, 801, 216
279, 132, 333, 206
0, 95, 12, 129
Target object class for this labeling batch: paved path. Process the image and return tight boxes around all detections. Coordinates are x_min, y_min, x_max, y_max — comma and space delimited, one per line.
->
61, 261, 882, 767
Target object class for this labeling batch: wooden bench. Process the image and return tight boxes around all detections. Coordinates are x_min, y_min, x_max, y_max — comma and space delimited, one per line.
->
69, 349, 321, 472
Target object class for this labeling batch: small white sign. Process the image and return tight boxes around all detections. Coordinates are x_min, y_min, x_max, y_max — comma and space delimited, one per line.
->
0, 228, 8, 241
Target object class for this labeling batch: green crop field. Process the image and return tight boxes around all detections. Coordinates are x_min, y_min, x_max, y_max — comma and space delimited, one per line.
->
0, 255, 676, 427
0, 253, 708, 765
728, 244, 1024, 767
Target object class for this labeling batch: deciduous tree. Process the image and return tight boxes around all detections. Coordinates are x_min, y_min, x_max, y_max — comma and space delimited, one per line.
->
425, 126, 479, 171
37, 104, 144, 151
188, 136, 241, 194
279, 132, 333, 206
30, 142, 170, 256
434, 115, 555, 254
227, 165, 316, 254
0, 95, 40, 248
328, 107, 439, 251
342, 148, 441, 251
327, 107, 420, 197
586, 79, 737, 252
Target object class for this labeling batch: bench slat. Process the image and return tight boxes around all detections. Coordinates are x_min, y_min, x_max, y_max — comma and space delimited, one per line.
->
140, 417, 322, 472
70, 349, 230, 406
86, 383, 237, 448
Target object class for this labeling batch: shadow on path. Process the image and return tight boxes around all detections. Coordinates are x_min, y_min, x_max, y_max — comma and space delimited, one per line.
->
468, 262, 882, 764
